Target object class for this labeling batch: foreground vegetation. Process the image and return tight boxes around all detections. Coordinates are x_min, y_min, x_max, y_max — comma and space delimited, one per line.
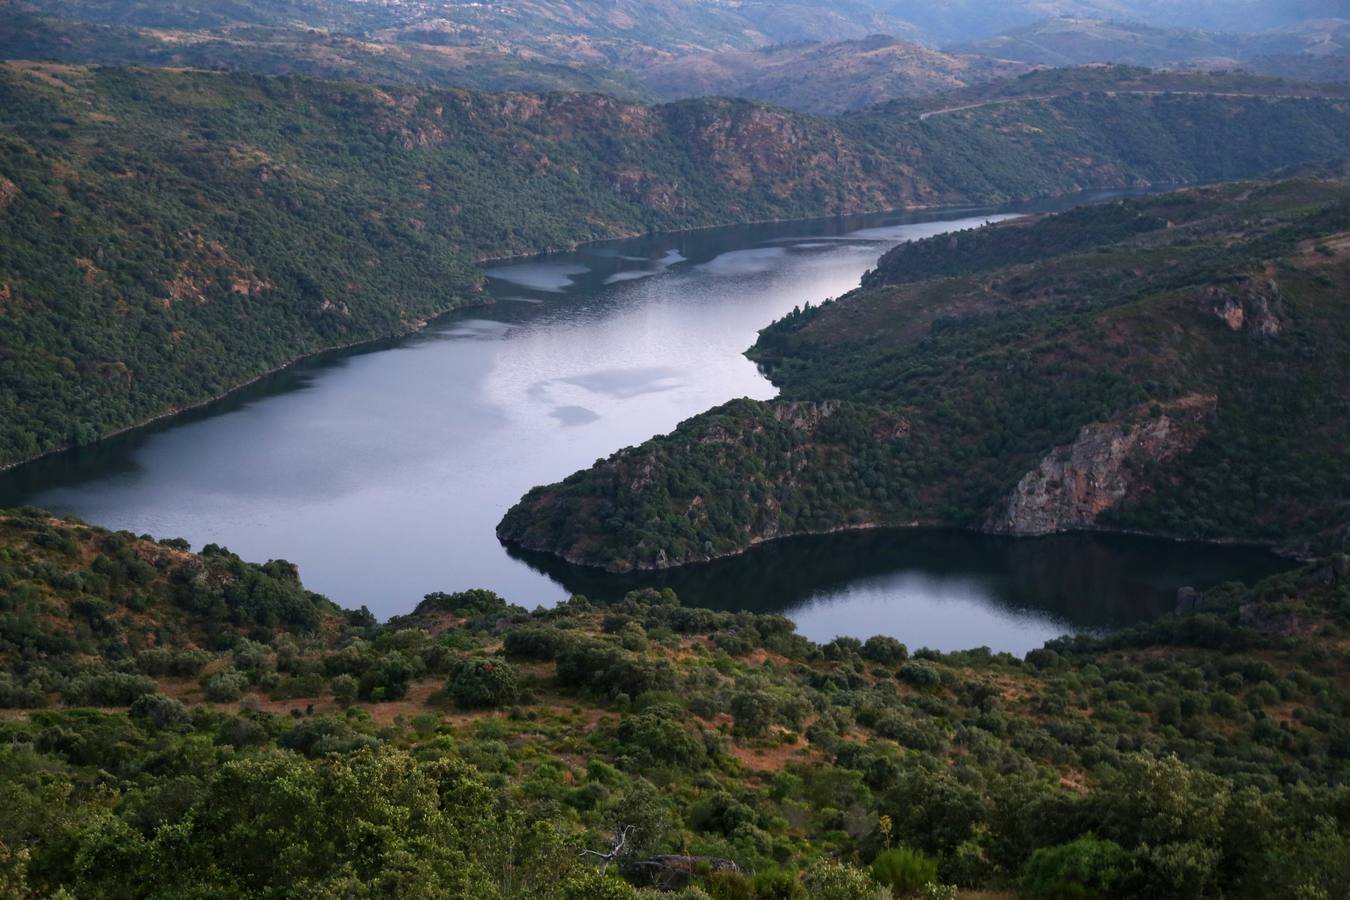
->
1, 508, 1348, 897
500, 171, 1350, 570
2, 63, 1350, 468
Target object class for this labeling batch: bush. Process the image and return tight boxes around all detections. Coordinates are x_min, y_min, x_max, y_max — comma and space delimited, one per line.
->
61, 672, 160, 706
872, 848, 938, 897
503, 626, 563, 661
559, 866, 642, 900
0, 674, 47, 708
556, 639, 675, 698
330, 673, 359, 706
358, 652, 417, 702
616, 707, 707, 769
203, 670, 249, 703
129, 693, 189, 730
1020, 835, 1131, 900
447, 658, 521, 709
135, 647, 213, 678
802, 859, 886, 900
898, 664, 941, 690
730, 690, 776, 738
863, 636, 909, 665
752, 868, 806, 899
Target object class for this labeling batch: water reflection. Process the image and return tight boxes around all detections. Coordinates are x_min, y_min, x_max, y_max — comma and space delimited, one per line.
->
507, 529, 1289, 654
0, 188, 1282, 654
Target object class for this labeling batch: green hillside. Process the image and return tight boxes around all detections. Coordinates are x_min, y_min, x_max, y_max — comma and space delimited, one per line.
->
1, 508, 1348, 897
498, 173, 1350, 570
2, 64, 1350, 469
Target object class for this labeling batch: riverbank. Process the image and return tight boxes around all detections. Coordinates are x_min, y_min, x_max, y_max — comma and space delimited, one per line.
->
1, 185, 1160, 477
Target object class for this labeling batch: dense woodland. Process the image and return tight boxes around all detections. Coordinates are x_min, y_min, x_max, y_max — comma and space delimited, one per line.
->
0, 508, 1347, 897
2, 63, 1350, 470
499, 173, 1350, 569
2, 8, 1350, 895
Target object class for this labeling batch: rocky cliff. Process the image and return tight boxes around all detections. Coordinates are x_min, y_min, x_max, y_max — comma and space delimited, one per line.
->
988, 394, 1217, 536
501, 174, 1350, 568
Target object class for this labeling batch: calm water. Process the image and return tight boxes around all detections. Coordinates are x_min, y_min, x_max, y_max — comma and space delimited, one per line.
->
0, 195, 1289, 654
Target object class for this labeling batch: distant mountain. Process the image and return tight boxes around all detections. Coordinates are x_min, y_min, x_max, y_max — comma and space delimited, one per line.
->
878, 0, 1346, 43
0, 11, 650, 98
960, 16, 1350, 80
634, 35, 1034, 115
4, 0, 919, 55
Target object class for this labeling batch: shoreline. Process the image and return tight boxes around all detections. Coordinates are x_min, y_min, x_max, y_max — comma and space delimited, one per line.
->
0, 302, 475, 475
0, 179, 1178, 478
499, 517, 1300, 577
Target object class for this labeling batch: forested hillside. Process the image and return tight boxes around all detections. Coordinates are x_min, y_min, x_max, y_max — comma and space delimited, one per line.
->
1, 507, 1348, 897
2, 63, 1350, 470
499, 173, 1350, 570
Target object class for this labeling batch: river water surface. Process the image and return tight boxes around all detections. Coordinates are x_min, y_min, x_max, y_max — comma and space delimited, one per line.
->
0, 195, 1289, 654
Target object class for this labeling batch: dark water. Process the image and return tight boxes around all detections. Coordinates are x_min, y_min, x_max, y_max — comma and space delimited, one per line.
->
0, 193, 1290, 654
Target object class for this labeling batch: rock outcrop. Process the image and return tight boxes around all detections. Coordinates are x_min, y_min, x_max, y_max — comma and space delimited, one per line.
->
1201, 277, 1285, 336
988, 394, 1217, 536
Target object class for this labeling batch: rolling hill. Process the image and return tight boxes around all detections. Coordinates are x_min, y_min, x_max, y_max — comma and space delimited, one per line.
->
960, 16, 1350, 82
634, 35, 1033, 114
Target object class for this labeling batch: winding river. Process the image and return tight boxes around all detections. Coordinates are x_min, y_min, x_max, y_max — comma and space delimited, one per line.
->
0, 194, 1288, 654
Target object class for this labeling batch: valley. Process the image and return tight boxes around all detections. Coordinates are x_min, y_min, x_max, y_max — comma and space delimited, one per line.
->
499, 172, 1350, 569
3, 62, 1349, 473
2, 2, 1350, 897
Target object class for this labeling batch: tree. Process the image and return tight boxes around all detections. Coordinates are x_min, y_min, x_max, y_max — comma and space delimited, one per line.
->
447, 658, 521, 709
1020, 835, 1130, 900
129, 693, 188, 730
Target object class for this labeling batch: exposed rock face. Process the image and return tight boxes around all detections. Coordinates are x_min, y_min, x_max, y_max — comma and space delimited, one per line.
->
1201, 278, 1285, 336
0, 177, 17, 210
162, 235, 271, 305
988, 393, 1217, 536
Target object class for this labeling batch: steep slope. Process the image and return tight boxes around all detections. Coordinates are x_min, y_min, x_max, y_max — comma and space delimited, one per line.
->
3, 63, 1350, 470
499, 173, 1350, 570
3, 506, 1350, 897
635, 36, 1033, 115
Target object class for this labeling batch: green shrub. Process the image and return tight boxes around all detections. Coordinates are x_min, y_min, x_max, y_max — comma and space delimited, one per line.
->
203, 670, 249, 703
898, 664, 941, 690
872, 848, 938, 897
447, 658, 521, 709
503, 626, 563, 661
1020, 835, 1131, 900
802, 859, 885, 900
61, 672, 160, 706
330, 674, 359, 706
752, 868, 806, 899
863, 636, 909, 665
129, 693, 189, 730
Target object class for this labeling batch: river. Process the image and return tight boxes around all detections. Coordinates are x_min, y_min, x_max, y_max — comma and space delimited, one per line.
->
0, 194, 1289, 654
